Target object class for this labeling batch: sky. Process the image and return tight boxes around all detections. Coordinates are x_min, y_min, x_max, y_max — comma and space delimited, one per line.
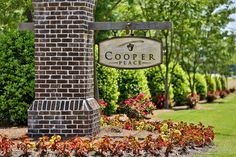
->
226, 0, 236, 31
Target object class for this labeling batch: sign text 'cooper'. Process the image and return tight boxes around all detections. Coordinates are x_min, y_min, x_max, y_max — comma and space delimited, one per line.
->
99, 37, 162, 69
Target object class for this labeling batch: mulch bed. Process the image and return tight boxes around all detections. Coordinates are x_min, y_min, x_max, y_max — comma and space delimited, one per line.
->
0, 108, 215, 157
0, 126, 215, 157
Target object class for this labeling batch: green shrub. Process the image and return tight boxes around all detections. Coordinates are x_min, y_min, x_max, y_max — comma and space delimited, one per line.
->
215, 77, 222, 91
145, 65, 173, 105
95, 46, 120, 115
0, 30, 35, 125
220, 77, 227, 90
194, 73, 207, 100
205, 75, 216, 93
96, 65, 120, 115
170, 63, 190, 106
118, 70, 150, 103
145, 65, 166, 97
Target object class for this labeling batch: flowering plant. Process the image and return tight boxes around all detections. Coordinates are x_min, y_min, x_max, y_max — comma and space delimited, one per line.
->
230, 87, 235, 93
0, 135, 14, 157
206, 91, 217, 103
186, 93, 200, 108
98, 100, 108, 110
118, 93, 156, 119
220, 90, 227, 98
98, 100, 108, 115
151, 95, 171, 109
17, 136, 36, 157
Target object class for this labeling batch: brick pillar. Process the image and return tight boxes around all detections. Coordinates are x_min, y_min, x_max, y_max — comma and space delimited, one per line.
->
28, 0, 100, 137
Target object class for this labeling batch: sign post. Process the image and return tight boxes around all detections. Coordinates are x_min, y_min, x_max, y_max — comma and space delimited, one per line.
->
21, 4, 172, 137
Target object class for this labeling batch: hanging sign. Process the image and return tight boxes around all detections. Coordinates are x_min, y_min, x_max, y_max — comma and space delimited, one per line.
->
99, 37, 162, 69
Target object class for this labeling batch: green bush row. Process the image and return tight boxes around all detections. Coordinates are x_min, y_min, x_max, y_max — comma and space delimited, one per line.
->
0, 30, 229, 123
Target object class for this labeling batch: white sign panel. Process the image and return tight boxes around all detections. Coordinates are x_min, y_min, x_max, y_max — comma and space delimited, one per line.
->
99, 37, 162, 69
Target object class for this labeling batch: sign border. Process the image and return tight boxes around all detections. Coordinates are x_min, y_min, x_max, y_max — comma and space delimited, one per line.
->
98, 36, 163, 69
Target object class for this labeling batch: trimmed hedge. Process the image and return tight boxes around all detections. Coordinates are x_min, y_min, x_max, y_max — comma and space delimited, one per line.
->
0, 30, 35, 125
95, 46, 120, 115
118, 70, 150, 103
170, 63, 190, 106
220, 77, 227, 90
215, 77, 222, 91
146, 65, 165, 96
96, 65, 120, 115
194, 73, 207, 100
206, 75, 216, 93
145, 65, 173, 100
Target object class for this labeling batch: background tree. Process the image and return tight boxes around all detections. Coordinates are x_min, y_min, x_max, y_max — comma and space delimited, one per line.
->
0, 0, 33, 31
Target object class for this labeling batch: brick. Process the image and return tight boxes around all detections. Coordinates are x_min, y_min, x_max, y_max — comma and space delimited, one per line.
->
55, 125, 66, 129
67, 125, 77, 129
34, 125, 43, 129
39, 120, 50, 124
62, 130, 72, 133
62, 120, 72, 124
61, 111, 71, 115
50, 120, 61, 124
66, 116, 77, 120
28, 130, 39, 134
55, 116, 66, 120
51, 130, 61, 134
73, 120, 83, 124
73, 129, 84, 134
44, 116, 55, 120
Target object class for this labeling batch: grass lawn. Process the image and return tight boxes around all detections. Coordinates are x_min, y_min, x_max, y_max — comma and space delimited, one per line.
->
156, 93, 236, 157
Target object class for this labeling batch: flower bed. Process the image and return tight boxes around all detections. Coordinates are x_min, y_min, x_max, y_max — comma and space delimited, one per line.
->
0, 116, 215, 157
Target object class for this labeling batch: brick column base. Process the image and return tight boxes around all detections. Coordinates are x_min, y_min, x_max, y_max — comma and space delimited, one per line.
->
28, 98, 100, 138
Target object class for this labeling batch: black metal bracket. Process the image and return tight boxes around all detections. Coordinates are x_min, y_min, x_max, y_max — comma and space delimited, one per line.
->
88, 21, 172, 31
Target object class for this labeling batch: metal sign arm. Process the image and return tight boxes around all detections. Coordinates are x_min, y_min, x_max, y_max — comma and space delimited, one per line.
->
88, 21, 172, 31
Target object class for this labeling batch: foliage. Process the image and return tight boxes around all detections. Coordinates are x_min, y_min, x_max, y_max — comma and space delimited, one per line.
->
0, 117, 215, 156
35, 136, 49, 156
194, 73, 208, 100
219, 90, 228, 99
215, 77, 222, 91
0, 135, 14, 157
98, 100, 108, 115
0, 0, 33, 30
17, 136, 35, 157
145, 65, 173, 99
96, 46, 120, 115
229, 87, 235, 93
205, 75, 216, 93
94, 0, 132, 43
151, 95, 172, 109
101, 115, 215, 151
0, 30, 35, 125
220, 77, 227, 90
206, 91, 217, 103
185, 93, 200, 109
118, 93, 156, 119
111, 0, 236, 106
170, 64, 190, 106
145, 66, 165, 97
118, 70, 150, 103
